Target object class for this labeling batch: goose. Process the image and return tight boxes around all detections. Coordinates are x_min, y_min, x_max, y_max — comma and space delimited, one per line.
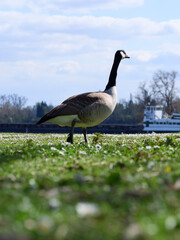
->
37, 50, 130, 143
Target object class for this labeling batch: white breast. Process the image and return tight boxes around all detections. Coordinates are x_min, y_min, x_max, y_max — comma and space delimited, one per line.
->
76, 86, 117, 127
104, 86, 117, 109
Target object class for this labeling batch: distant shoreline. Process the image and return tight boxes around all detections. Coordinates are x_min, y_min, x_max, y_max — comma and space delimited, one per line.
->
0, 123, 143, 134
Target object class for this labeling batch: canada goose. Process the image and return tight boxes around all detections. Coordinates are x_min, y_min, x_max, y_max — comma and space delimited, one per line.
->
37, 50, 130, 143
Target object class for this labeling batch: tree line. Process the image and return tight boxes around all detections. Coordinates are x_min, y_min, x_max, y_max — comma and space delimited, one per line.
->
0, 95, 53, 124
0, 70, 179, 124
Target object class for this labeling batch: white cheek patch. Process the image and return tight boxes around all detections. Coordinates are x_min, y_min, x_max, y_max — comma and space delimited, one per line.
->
120, 51, 126, 59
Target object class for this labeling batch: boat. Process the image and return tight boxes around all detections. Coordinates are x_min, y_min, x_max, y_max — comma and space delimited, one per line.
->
143, 105, 180, 132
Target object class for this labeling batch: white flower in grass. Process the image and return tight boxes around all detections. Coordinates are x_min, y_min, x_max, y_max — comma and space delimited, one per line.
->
29, 178, 36, 187
50, 147, 57, 151
173, 179, 180, 190
38, 216, 53, 233
124, 223, 143, 239
76, 202, 100, 217
48, 198, 61, 209
146, 146, 152, 150
59, 151, 65, 156
78, 150, 87, 155
50, 147, 65, 156
154, 145, 160, 149
62, 142, 71, 146
147, 161, 155, 169
137, 166, 144, 172
24, 219, 36, 230
95, 144, 102, 150
165, 216, 177, 230
146, 223, 158, 236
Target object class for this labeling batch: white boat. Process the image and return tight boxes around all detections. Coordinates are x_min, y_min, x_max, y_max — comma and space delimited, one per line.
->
143, 105, 180, 132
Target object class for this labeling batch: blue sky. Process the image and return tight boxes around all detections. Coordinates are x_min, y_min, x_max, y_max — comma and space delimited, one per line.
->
0, 0, 180, 106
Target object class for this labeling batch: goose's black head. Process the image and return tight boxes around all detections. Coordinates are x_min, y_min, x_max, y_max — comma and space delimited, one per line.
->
115, 50, 130, 60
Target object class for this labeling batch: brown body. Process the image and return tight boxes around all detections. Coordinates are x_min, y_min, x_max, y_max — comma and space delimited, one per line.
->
37, 87, 117, 128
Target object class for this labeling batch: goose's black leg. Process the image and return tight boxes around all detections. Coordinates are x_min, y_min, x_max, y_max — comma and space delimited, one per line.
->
67, 119, 76, 144
82, 127, 88, 143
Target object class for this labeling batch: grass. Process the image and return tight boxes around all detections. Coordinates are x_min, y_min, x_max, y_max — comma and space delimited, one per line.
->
0, 132, 180, 240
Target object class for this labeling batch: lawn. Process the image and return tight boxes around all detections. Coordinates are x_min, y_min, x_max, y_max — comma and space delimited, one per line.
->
0, 132, 180, 240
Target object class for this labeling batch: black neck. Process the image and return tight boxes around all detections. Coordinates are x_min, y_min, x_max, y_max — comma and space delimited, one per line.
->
105, 53, 121, 91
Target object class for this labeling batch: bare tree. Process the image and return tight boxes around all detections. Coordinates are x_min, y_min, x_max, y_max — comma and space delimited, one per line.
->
10, 94, 27, 110
0, 94, 28, 123
151, 70, 178, 114
0, 94, 27, 110
0, 94, 54, 123
173, 97, 180, 113
135, 82, 156, 108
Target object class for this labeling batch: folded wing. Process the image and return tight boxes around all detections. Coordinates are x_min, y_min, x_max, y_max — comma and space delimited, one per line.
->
36, 92, 100, 124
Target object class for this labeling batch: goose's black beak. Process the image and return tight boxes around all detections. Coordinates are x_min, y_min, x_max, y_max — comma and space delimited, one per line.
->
125, 54, 130, 58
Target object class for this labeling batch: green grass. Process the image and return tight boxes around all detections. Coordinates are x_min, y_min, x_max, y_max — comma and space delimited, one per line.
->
0, 132, 180, 240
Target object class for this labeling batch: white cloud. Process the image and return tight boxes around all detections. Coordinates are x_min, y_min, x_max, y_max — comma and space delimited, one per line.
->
0, 4, 180, 105
5, 13, 180, 35
159, 43, 180, 56
131, 50, 158, 62
0, 0, 144, 13
0, 0, 26, 9
1, 12, 180, 49
35, 0, 144, 12
165, 20, 180, 35
53, 61, 81, 74
1, 12, 180, 66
